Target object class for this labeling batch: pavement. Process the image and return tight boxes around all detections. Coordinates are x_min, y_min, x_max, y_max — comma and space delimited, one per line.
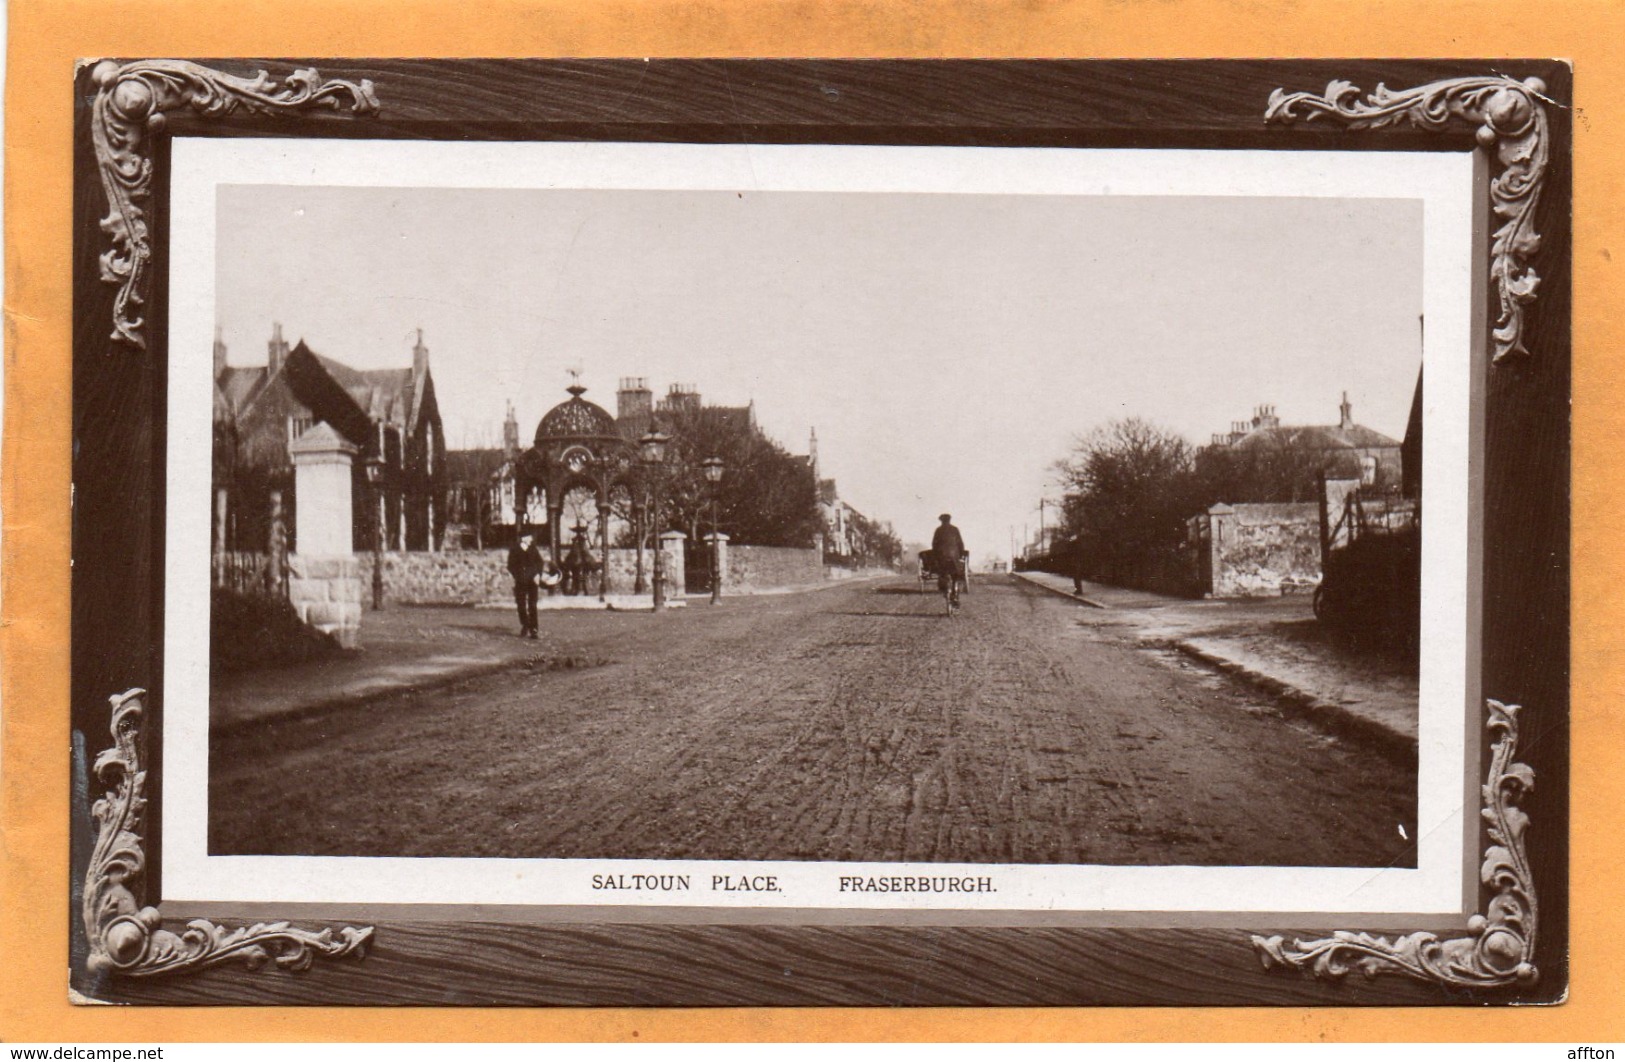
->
211, 576, 889, 733
213, 606, 565, 731
1014, 570, 1418, 753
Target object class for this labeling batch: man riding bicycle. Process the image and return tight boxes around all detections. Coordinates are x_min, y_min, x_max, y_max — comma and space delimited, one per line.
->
931, 513, 967, 611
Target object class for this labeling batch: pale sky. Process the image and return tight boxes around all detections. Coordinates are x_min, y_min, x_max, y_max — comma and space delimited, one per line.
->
216, 186, 1422, 560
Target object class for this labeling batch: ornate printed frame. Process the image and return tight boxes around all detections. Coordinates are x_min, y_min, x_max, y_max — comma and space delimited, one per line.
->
71, 59, 1569, 1006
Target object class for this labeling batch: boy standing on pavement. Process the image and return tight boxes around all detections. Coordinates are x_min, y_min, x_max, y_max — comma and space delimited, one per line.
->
508, 531, 543, 638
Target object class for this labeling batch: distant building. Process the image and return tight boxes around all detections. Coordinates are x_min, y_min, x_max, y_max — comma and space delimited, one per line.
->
1209, 393, 1403, 493
618, 378, 757, 440
807, 427, 872, 560
442, 402, 529, 549
212, 324, 446, 554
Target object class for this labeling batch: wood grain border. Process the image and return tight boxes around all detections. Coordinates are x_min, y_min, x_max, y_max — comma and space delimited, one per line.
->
68, 58, 1571, 1007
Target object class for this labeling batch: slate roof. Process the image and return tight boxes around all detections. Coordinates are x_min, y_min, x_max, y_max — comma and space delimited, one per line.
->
1230, 423, 1400, 451
710, 404, 755, 433
315, 355, 419, 428
215, 351, 425, 431
216, 365, 273, 413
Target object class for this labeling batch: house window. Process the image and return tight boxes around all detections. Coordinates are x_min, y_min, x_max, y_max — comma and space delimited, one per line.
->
287, 415, 314, 442
1360, 454, 1378, 486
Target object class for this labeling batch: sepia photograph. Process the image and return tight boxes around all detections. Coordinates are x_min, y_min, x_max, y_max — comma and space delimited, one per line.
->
174, 139, 1464, 910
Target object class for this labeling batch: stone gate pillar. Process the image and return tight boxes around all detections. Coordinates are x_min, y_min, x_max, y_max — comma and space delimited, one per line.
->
659, 529, 687, 599
1205, 503, 1234, 599
288, 423, 362, 648
704, 531, 730, 593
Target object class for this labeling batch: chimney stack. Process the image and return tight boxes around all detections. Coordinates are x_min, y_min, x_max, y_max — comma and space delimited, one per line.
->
267, 322, 289, 375
412, 328, 429, 383
661, 382, 701, 415
502, 400, 519, 455
617, 376, 653, 434
1339, 391, 1354, 430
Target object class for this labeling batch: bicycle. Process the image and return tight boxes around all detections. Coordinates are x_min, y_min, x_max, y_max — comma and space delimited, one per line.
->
938, 555, 965, 616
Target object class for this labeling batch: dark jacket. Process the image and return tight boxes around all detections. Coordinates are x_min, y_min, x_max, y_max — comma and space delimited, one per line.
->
507, 541, 544, 586
931, 523, 966, 562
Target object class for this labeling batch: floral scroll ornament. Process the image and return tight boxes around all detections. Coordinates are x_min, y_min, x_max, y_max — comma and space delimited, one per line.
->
84, 690, 373, 977
89, 59, 380, 352
1265, 76, 1553, 363
1252, 700, 1537, 989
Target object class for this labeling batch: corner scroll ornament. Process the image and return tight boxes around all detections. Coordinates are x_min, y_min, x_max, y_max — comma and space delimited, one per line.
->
89, 59, 380, 352
84, 690, 374, 977
1265, 76, 1553, 363
1252, 700, 1536, 989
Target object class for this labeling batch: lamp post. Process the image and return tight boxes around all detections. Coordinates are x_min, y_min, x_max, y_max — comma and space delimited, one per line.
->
638, 430, 671, 609
702, 455, 724, 604
632, 501, 647, 595
365, 454, 385, 611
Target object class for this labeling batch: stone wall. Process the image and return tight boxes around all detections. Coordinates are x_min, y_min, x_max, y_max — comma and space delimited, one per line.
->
382, 547, 684, 604
1197, 502, 1322, 598
380, 545, 827, 603
604, 546, 685, 599
725, 545, 823, 591
381, 551, 509, 605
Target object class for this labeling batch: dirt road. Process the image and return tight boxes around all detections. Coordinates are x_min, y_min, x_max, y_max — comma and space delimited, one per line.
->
210, 576, 1417, 867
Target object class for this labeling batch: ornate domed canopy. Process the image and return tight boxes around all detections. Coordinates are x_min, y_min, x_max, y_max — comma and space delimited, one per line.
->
534, 385, 618, 445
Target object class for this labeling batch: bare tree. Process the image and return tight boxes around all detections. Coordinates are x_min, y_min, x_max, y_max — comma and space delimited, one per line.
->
1193, 431, 1335, 505
653, 405, 822, 549
1052, 418, 1198, 590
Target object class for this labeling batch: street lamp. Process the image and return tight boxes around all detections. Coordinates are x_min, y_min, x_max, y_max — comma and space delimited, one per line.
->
638, 430, 671, 609
364, 453, 385, 611
702, 456, 725, 604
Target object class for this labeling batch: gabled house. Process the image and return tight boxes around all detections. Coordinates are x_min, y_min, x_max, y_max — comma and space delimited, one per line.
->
212, 324, 446, 555
1209, 394, 1404, 496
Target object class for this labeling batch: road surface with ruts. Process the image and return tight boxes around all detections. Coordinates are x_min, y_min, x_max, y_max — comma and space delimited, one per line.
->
210, 575, 1416, 867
